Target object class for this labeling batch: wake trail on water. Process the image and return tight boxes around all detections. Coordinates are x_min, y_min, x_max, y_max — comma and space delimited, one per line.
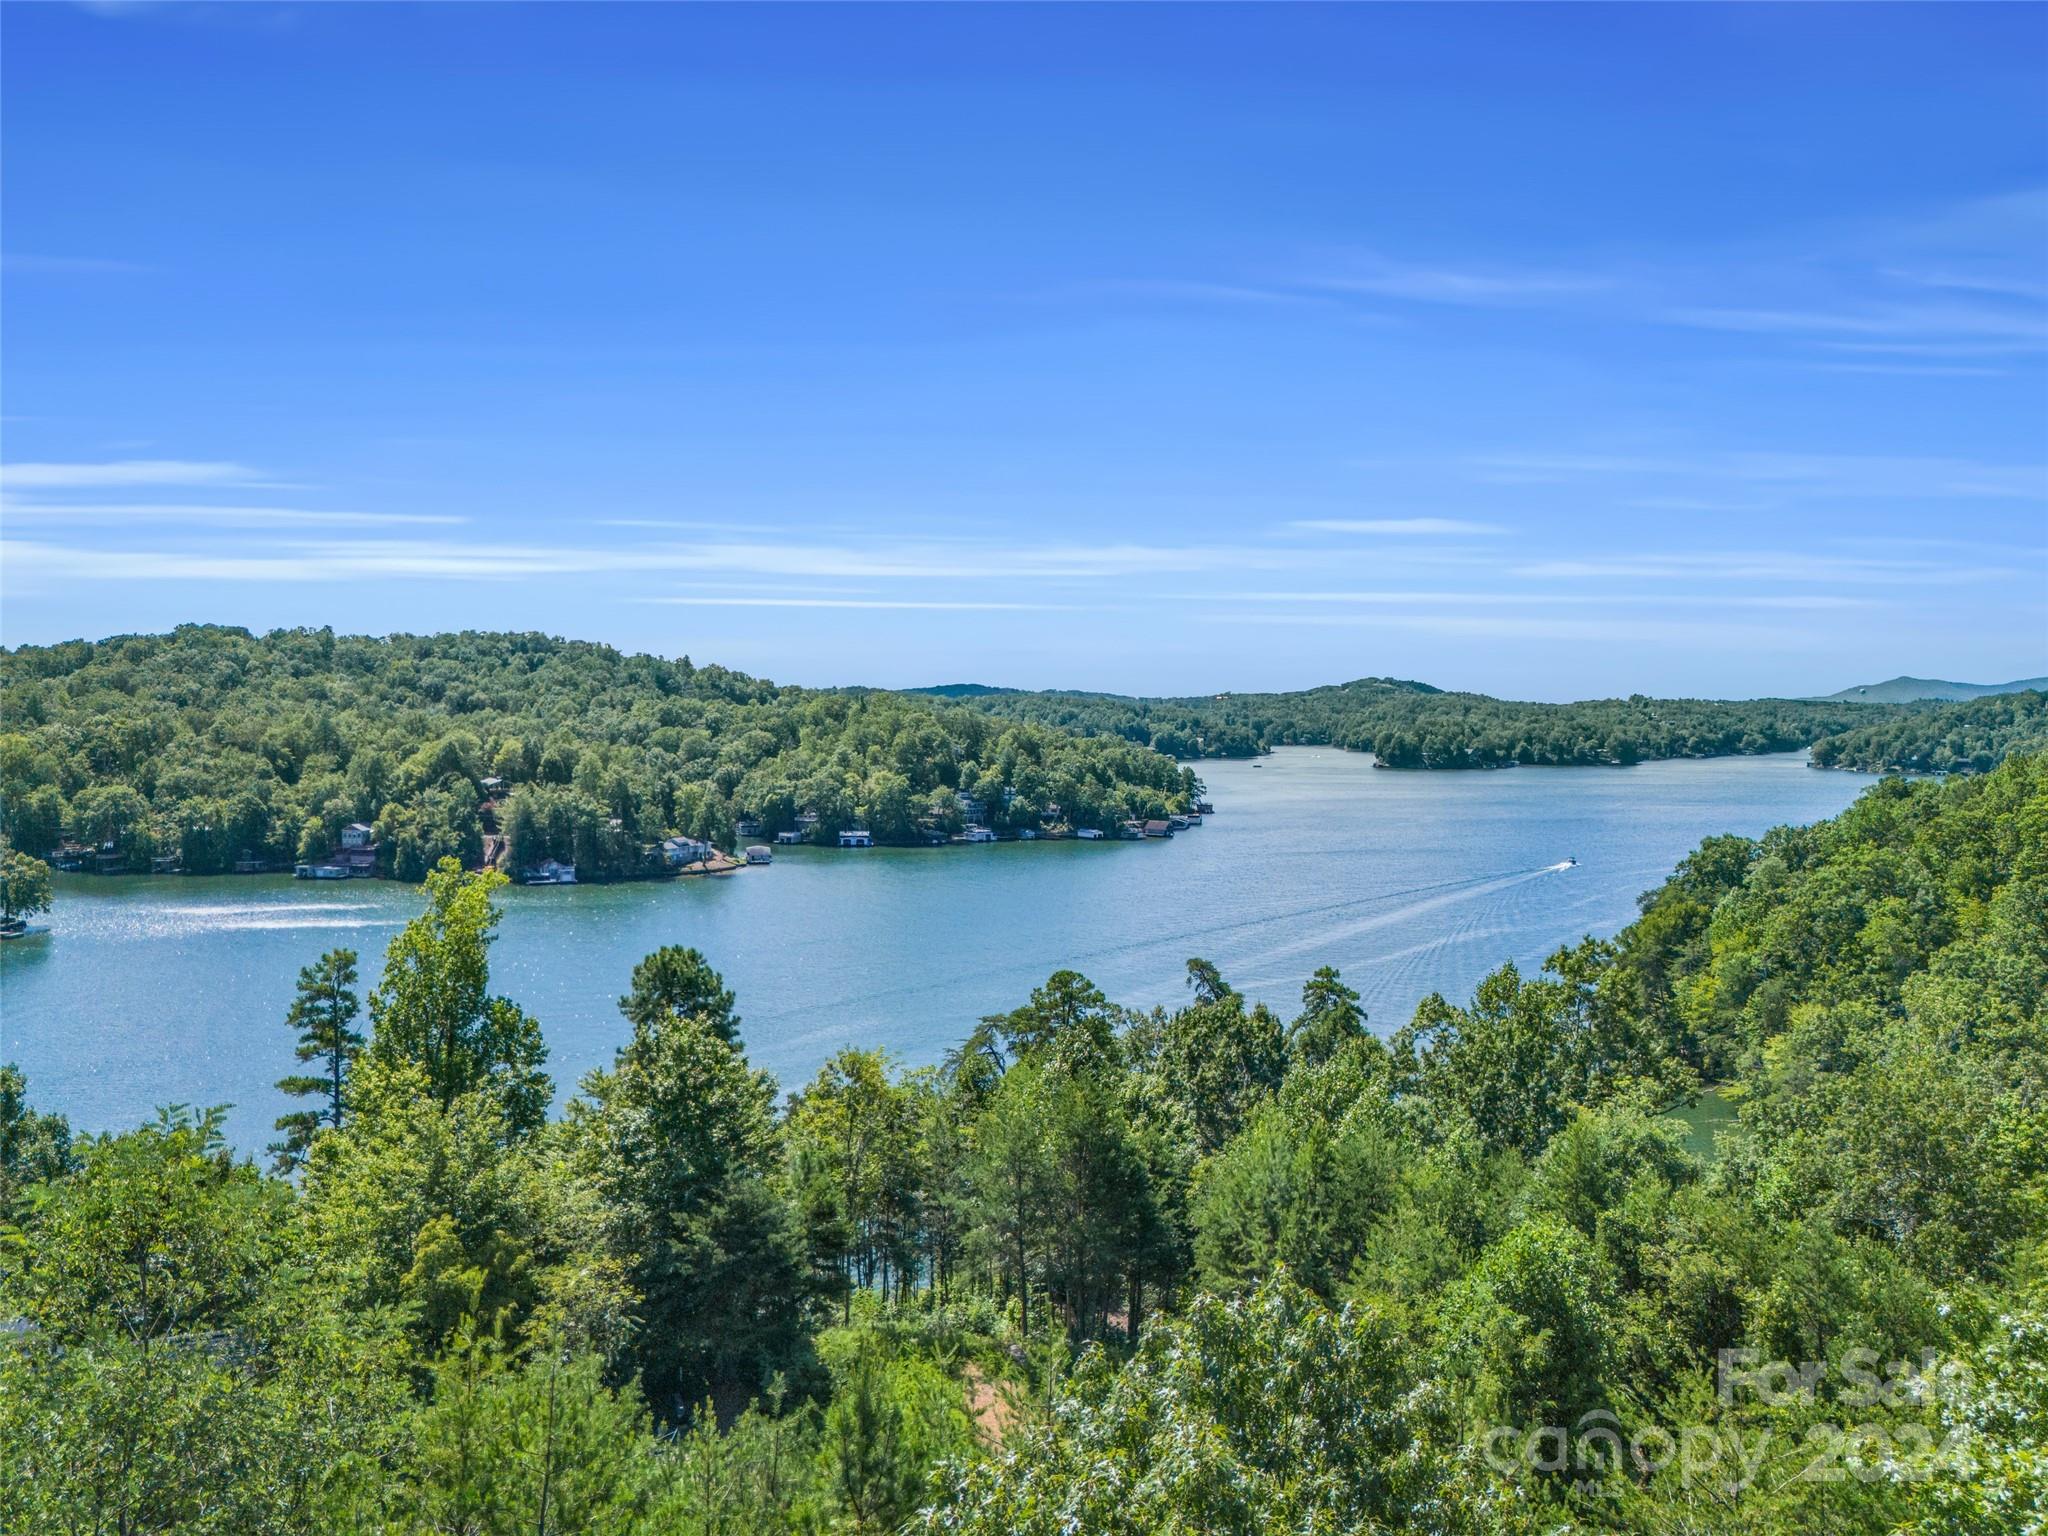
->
1241, 863, 1556, 974
1088, 859, 1570, 1009
208, 917, 406, 932
1084, 858, 1576, 969
1371, 888, 1500, 1000
762, 858, 1578, 1036
142, 901, 391, 921
92, 902, 406, 939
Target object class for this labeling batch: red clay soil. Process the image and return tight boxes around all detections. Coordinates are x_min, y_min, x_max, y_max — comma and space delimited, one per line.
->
962, 1364, 1015, 1448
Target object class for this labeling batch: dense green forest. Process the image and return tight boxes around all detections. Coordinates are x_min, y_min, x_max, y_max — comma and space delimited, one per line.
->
4, 752, 2042, 1532
937, 678, 1905, 769
0, 626, 1198, 879
1809, 689, 2047, 775
5, 628, 2026, 889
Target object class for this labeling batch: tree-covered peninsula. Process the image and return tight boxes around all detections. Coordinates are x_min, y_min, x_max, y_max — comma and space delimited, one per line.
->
4, 751, 2043, 1532
0, 626, 1198, 879
923, 676, 1908, 768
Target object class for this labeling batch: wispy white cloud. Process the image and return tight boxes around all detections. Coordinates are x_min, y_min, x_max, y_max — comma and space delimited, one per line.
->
659, 539, 1286, 582
1800, 361, 2009, 379
653, 580, 890, 597
0, 534, 1300, 586
1667, 299, 2047, 352
1474, 449, 2047, 501
1832, 532, 2048, 556
1222, 611, 1804, 647
1511, 551, 2017, 585
1286, 518, 1505, 536
1102, 189, 2048, 371
1303, 256, 1608, 307
1855, 188, 2048, 300
1216, 590, 1873, 611
1665, 190, 2048, 359
1, 500, 459, 528
1, 460, 268, 489
1817, 338, 2043, 360
2, 540, 463, 584
1036, 278, 1336, 310
1625, 496, 1774, 514
598, 517, 802, 534
635, 596, 1077, 612
68, 0, 305, 30
1881, 268, 2048, 303
12, 515, 2019, 608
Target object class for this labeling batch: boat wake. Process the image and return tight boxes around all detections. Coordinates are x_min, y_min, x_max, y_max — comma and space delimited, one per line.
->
110, 905, 406, 938
168, 901, 388, 918
207, 916, 405, 933
1247, 865, 1549, 971
761, 859, 1575, 1039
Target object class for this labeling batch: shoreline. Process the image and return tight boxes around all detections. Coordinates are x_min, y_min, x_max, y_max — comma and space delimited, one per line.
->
37, 829, 1178, 888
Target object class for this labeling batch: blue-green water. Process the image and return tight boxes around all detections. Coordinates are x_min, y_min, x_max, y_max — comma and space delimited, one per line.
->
1, 750, 1876, 1153
1670, 1087, 1739, 1163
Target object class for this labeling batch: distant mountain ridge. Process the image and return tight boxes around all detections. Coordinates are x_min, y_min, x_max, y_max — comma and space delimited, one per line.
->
1818, 675, 2048, 704
911, 676, 1442, 703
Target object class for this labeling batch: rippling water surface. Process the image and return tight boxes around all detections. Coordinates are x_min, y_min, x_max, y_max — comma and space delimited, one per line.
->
1, 749, 1876, 1152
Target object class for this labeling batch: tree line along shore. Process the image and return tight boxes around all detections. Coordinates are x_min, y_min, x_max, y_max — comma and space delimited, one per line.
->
929, 675, 2047, 773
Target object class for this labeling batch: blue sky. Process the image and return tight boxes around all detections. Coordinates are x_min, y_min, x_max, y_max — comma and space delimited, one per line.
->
3, 3, 2044, 699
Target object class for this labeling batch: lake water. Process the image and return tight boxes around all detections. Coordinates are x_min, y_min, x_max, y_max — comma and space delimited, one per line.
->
1, 749, 1876, 1153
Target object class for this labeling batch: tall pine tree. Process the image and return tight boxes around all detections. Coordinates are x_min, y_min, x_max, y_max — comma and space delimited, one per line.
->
271, 948, 363, 1172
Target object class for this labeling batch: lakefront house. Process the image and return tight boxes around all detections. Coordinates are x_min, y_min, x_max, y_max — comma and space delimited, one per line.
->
332, 823, 380, 875
661, 835, 715, 868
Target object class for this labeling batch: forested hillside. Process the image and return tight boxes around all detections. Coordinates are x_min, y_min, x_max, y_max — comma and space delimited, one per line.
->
8, 627, 2018, 888
5, 752, 2042, 1532
945, 678, 1899, 768
1809, 688, 2047, 775
0, 626, 1197, 878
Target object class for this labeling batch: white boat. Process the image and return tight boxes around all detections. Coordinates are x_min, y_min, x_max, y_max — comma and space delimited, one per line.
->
1075, 828, 1105, 840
